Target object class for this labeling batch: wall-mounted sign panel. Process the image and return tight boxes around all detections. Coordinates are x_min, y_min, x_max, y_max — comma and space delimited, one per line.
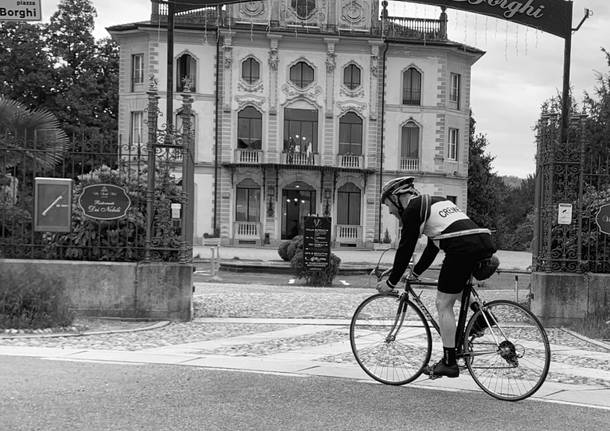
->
0, 0, 41, 21
34, 178, 72, 232
78, 184, 132, 221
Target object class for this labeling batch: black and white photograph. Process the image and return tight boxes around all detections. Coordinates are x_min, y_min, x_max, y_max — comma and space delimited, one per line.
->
1, 0, 609, 429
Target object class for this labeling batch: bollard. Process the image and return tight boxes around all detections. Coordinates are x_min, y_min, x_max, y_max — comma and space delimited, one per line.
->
210, 245, 222, 281
514, 275, 519, 302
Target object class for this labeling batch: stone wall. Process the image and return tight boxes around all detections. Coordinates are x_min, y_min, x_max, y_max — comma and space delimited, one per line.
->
0, 260, 192, 321
531, 272, 609, 326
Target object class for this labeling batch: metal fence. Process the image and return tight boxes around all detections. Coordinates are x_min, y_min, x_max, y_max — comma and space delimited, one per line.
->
0, 85, 193, 262
535, 114, 610, 273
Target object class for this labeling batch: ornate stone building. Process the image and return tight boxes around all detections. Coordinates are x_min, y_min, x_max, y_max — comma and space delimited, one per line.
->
109, 0, 483, 248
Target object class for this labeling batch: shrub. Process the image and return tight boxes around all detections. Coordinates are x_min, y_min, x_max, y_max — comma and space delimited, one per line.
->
278, 240, 291, 261
0, 268, 74, 329
277, 235, 303, 262
291, 250, 342, 286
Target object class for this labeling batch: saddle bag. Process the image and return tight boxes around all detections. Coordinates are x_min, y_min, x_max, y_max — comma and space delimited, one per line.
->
472, 255, 500, 281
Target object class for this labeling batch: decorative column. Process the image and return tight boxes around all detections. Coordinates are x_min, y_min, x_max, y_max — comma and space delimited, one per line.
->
267, 34, 281, 163
221, 30, 235, 112
180, 85, 195, 263
369, 41, 383, 121
324, 38, 339, 167
145, 75, 160, 261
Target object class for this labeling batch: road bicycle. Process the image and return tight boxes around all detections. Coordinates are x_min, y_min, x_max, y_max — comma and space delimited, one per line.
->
349, 259, 551, 401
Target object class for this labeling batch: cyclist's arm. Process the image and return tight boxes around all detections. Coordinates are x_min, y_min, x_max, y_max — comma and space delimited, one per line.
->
413, 238, 439, 276
387, 203, 421, 287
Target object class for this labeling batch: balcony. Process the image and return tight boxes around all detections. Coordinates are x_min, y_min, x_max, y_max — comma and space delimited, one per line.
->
233, 221, 261, 243
335, 224, 362, 246
235, 149, 262, 164
385, 16, 446, 41
400, 158, 420, 172
337, 154, 364, 169
281, 151, 320, 166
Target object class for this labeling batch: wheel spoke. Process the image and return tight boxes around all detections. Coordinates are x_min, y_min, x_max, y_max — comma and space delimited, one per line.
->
350, 294, 432, 385
464, 300, 551, 401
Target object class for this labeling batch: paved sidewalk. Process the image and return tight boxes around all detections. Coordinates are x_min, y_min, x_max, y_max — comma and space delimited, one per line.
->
0, 282, 608, 410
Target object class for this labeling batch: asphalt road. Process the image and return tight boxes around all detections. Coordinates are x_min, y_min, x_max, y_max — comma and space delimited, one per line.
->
1, 356, 607, 431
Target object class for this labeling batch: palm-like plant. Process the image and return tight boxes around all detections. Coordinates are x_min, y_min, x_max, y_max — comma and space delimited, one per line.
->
0, 96, 69, 172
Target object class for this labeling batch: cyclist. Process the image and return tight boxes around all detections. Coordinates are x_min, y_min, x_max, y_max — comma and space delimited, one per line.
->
377, 176, 496, 378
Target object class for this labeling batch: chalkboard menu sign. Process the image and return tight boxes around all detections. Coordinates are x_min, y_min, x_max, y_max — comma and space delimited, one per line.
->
303, 216, 331, 270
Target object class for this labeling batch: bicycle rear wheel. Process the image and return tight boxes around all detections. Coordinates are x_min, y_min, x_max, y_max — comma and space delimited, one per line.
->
350, 293, 432, 385
464, 300, 550, 401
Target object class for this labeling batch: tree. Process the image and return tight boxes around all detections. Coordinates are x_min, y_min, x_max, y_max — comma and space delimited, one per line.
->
46, 0, 119, 141
467, 113, 505, 233
0, 22, 55, 108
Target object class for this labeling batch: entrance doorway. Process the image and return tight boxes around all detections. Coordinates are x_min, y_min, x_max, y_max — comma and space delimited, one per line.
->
282, 182, 316, 239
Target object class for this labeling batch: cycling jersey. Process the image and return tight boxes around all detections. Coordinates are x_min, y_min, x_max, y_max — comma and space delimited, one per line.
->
387, 195, 496, 288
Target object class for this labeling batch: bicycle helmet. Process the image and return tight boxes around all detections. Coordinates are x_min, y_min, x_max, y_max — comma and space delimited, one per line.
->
381, 176, 420, 213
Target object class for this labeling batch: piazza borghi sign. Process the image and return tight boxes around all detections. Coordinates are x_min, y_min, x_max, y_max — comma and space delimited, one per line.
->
180, 0, 573, 39
0, 0, 41, 21
78, 184, 132, 221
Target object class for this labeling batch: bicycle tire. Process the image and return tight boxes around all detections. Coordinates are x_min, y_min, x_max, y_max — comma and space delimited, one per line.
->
350, 293, 432, 385
463, 300, 551, 401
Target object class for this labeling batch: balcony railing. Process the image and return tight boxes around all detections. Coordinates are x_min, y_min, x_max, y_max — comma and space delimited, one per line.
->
281, 152, 320, 166
335, 224, 362, 244
400, 158, 420, 172
152, 0, 220, 25
235, 149, 262, 164
233, 221, 261, 240
337, 154, 364, 169
385, 16, 446, 41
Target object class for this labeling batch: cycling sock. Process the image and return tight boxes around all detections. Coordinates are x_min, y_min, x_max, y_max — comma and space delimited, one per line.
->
443, 347, 456, 366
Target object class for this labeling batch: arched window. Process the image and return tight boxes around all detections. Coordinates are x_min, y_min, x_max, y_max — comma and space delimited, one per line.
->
241, 57, 260, 84
177, 53, 197, 92
343, 64, 361, 90
337, 183, 361, 225
235, 178, 261, 222
289, 61, 314, 88
237, 107, 262, 149
402, 67, 421, 105
339, 112, 362, 155
401, 122, 420, 171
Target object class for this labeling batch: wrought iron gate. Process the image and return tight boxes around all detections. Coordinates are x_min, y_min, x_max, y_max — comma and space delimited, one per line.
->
534, 114, 610, 273
0, 82, 194, 263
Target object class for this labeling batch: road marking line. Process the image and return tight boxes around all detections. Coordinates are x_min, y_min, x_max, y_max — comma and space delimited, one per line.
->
288, 279, 295, 284
340, 280, 350, 286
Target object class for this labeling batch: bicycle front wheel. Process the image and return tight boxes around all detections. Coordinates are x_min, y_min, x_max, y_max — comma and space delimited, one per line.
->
350, 293, 432, 385
464, 300, 551, 401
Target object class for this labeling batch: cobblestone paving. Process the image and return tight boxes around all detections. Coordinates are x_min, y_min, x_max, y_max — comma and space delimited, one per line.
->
1, 283, 608, 390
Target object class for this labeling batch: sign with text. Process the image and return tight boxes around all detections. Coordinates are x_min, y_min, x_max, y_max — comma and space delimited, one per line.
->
595, 204, 610, 235
303, 216, 331, 270
395, 0, 572, 39
78, 184, 131, 221
34, 177, 72, 232
173, 0, 573, 39
0, 0, 41, 21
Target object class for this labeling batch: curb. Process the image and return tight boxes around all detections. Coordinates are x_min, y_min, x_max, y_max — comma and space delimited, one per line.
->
561, 327, 610, 351
0, 320, 171, 340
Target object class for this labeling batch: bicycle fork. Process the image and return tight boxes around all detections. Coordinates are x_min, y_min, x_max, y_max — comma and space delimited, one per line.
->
384, 296, 408, 343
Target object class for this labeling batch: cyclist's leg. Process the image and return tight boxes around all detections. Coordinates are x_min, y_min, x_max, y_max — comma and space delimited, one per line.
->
425, 254, 474, 377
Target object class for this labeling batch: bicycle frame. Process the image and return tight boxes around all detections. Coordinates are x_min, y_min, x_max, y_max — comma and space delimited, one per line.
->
391, 277, 505, 360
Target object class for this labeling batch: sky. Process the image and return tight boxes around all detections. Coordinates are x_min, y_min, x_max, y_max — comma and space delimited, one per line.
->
40, 0, 610, 178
